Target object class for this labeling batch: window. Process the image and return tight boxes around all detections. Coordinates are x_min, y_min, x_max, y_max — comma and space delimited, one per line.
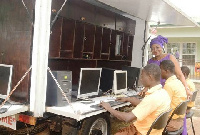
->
182, 43, 196, 66
166, 43, 180, 57
166, 42, 196, 76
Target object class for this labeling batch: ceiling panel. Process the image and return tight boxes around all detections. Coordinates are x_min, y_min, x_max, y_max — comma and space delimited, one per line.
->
83, 0, 199, 27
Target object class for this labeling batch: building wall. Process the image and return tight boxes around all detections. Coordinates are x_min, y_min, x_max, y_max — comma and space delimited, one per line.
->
156, 27, 200, 76
157, 27, 200, 61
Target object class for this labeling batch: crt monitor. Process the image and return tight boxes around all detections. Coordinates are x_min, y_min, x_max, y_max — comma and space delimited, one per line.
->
122, 66, 140, 89
77, 68, 102, 99
113, 70, 127, 95
0, 64, 13, 99
99, 68, 115, 93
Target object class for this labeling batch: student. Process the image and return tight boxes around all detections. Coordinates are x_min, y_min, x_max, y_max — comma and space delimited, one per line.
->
100, 64, 171, 135
160, 60, 187, 131
181, 66, 196, 113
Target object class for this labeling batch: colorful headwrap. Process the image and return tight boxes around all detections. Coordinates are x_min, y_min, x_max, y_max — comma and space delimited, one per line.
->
150, 35, 168, 48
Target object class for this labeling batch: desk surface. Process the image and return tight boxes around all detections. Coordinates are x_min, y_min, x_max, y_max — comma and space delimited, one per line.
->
0, 102, 28, 118
46, 90, 139, 121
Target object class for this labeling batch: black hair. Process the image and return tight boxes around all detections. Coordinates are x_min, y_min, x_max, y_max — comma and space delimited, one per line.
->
181, 66, 190, 76
143, 63, 161, 82
160, 60, 175, 73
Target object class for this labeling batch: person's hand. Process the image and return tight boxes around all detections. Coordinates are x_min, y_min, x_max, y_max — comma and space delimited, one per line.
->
186, 88, 193, 100
100, 101, 112, 110
138, 87, 148, 97
116, 97, 127, 102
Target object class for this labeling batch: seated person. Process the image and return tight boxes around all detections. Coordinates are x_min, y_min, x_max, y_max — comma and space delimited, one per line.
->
160, 60, 187, 131
100, 64, 171, 135
181, 66, 196, 113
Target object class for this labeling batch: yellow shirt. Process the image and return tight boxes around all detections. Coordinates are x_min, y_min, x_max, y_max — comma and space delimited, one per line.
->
132, 84, 171, 135
163, 75, 187, 119
186, 78, 196, 107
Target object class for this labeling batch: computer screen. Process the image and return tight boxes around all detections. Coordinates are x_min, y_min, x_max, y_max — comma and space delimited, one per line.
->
113, 70, 127, 95
0, 64, 13, 99
122, 66, 140, 89
77, 68, 102, 99
99, 68, 115, 92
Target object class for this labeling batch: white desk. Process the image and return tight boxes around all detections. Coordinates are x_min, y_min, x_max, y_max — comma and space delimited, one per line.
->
0, 104, 28, 118
46, 91, 139, 121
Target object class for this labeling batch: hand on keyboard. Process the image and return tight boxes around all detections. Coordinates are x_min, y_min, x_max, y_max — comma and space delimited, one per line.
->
99, 101, 111, 110
91, 100, 124, 110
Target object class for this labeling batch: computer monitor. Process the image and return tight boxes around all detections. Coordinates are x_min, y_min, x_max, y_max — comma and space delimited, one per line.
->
99, 68, 115, 92
113, 70, 127, 95
77, 68, 102, 99
122, 66, 140, 89
0, 64, 13, 99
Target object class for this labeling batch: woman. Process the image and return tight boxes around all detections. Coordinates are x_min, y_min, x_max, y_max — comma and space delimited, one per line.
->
140, 35, 192, 97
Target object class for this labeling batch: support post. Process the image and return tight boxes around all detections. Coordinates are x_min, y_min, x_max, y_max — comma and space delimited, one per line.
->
30, 0, 52, 117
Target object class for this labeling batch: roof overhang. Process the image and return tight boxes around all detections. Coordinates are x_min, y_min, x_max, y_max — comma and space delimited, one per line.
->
83, 0, 199, 27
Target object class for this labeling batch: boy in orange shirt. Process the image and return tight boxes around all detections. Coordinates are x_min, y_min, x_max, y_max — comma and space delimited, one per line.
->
181, 66, 196, 113
160, 60, 187, 131
100, 64, 171, 135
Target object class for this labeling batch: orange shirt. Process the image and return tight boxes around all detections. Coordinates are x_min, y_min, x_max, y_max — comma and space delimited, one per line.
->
132, 84, 171, 135
163, 75, 187, 119
186, 78, 196, 107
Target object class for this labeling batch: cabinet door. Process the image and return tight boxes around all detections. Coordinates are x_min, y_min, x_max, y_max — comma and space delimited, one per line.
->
49, 17, 62, 58
127, 36, 134, 61
61, 19, 75, 51
122, 33, 129, 58
101, 28, 111, 59
83, 23, 95, 59
93, 26, 102, 59
73, 21, 84, 58
60, 19, 75, 58
110, 30, 116, 60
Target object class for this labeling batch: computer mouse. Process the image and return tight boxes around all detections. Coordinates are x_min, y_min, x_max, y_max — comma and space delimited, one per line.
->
0, 108, 8, 114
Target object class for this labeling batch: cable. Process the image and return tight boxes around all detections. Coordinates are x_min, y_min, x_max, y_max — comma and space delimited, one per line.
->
21, 0, 34, 26
50, 0, 68, 29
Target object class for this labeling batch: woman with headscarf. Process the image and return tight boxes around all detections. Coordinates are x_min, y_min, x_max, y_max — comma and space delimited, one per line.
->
140, 35, 192, 96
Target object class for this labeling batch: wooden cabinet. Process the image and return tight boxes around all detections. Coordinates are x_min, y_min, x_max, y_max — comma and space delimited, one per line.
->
48, 13, 135, 84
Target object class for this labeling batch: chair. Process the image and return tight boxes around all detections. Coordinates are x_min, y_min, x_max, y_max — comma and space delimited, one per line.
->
163, 100, 188, 135
186, 90, 198, 135
146, 109, 172, 135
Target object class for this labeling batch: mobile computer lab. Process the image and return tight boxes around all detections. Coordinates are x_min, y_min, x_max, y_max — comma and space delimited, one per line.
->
45, 66, 143, 115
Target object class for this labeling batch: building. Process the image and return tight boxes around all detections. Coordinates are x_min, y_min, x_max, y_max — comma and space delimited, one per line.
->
152, 24, 200, 79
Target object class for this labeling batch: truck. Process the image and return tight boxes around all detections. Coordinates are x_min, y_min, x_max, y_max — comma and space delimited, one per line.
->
0, 0, 198, 134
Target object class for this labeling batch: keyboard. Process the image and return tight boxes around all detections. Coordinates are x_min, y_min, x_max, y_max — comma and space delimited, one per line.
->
90, 100, 124, 110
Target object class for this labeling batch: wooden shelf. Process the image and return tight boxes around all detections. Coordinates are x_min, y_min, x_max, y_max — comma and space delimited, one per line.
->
83, 52, 93, 54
